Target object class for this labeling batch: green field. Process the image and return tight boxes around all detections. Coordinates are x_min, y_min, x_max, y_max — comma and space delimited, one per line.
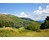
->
0, 27, 49, 37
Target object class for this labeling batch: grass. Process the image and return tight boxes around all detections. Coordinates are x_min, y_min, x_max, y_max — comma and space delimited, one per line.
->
0, 27, 49, 37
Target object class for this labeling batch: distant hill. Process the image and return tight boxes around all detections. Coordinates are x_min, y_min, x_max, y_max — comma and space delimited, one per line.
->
36, 20, 44, 24
0, 14, 40, 28
20, 17, 33, 21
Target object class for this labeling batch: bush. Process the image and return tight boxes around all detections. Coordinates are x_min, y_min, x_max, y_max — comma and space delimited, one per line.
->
25, 22, 40, 31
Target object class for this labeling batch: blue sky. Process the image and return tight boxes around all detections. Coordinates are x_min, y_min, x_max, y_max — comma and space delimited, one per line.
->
0, 3, 49, 20
0, 3, 49, 14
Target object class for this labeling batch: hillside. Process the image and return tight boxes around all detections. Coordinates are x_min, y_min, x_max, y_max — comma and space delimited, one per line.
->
0, 14, 22, 27
20, 17, 33, 21
36, 20, 44, 24
0, 14, 40, 28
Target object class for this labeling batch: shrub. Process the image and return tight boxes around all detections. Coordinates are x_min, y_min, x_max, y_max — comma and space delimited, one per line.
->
25, 22, 40, 31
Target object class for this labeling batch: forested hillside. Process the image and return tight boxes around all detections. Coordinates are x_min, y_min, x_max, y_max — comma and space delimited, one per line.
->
0, 14, 40, 30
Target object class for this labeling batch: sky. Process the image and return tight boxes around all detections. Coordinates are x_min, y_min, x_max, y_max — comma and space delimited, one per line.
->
0, 3, 49, 21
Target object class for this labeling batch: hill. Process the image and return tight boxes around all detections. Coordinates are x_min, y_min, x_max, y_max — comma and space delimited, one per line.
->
36, 20, 44, 24
20, 17, 33, 21
0, 14, 40, 28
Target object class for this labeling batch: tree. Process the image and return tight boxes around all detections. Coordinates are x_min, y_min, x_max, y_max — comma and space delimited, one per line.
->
40, 23, 47, 29
40, 16, 49, 29
25, 22, 40, 31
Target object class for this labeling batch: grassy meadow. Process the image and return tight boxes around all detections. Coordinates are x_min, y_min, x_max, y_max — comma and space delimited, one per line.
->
0, 27, 49, 37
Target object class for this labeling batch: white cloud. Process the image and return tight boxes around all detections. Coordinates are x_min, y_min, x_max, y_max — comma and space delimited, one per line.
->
46, 5, 49, 9
32, 5, 49, 21
19, 12, 29, 18
1, 13, 9, 14
38, 6, 42, 10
